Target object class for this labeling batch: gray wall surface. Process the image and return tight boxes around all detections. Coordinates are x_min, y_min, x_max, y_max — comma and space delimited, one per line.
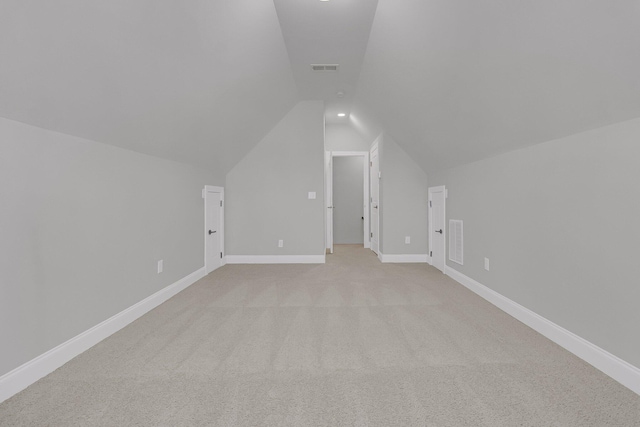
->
325, 124, 370, 152
226, 101, 325, 256
380, 134, 429, 254
333, 157, 364, 244
429, 117, 640, 369
0, 117, 219, 377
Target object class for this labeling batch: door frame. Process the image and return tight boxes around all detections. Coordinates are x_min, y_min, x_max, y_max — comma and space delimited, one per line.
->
369, 141, 380, 255
428, 185, 446, 270
203, 185, 225, 273
325, 152, 333, 254
325, 151, 370, 252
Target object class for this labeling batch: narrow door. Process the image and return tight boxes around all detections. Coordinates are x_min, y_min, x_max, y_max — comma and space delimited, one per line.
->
370, 144, 380, 255
326, 152, 334, 254
429, 186, 446, 272
205, 189, 222, 273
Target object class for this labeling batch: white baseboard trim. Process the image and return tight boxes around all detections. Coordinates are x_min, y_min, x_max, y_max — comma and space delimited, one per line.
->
444, 265, 640, 396
364, 241, 371, 249
0, 267, 206, 404
225, 255, 326, 264
379, 253, 429, 263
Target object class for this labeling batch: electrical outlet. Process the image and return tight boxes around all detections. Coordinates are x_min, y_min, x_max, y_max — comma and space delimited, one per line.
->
278, 239, 284, 248
157, 260, 163, 274
308, 192, 316, 199
405, 236, 411, 244
484, 258, 490, 271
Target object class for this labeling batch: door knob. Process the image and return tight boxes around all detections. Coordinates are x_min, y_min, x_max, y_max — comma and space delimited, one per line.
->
209, 230, 216, 235
435, 229, 442, 234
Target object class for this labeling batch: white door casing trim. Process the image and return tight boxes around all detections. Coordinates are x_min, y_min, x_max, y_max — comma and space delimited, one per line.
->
203, 185, 225, 273
369, 140, 380, 255
444, 265, 640, 397
325, 151, 333, 253
0, 267, 207, 404
325, 151, 371, 250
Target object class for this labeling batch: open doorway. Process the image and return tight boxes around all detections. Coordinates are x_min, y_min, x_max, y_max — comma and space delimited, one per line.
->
325, 151, 370, 254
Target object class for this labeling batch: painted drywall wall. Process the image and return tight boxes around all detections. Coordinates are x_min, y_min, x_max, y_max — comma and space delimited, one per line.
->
429, 117, 640, 369
0, 0, 299, 175
349, 102, 383, 147
333, 157, 364, 244
226, 101, 325, 256
379, 134, 429, 255
356, 0, 640, 172
325, 124, 370, 152
0, 117, 219, 377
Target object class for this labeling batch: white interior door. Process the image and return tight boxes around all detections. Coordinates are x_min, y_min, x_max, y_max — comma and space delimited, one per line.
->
205, 186, 224, 273
429, 186, 446, 272
370, 144, 380, 255
326, 152, 334, 254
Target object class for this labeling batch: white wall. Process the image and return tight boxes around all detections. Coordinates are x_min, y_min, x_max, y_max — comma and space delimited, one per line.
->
0, 0, 300, 176
430, 117, 640, 369
333, 157, 364, 244
0, 117, 219, 377
348, 101, 383, 147
379, 134, 429, 255
325, 124, 370, 152
226, 101, 325, 256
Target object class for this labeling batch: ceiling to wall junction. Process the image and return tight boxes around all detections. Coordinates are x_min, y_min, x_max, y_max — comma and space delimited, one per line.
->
0, 0, 299, 174
355, 0, 640, 171
1, 0, 640, 174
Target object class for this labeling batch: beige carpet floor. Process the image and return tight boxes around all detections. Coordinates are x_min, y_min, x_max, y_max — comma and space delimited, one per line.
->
1, 244, 639, 426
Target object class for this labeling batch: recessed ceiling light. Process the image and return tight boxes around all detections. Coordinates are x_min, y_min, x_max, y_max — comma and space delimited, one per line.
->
338, 113, 346, 117
320, 0, 330, 2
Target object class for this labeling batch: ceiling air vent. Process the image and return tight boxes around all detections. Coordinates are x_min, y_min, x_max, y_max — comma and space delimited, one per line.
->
311, 64, 339, 72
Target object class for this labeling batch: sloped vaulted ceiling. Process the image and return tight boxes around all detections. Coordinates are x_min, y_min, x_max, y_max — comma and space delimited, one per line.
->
273, 0, 378, 122
2, 1, 640, 174
0, 0, 298, 173
355, 0, 640, 171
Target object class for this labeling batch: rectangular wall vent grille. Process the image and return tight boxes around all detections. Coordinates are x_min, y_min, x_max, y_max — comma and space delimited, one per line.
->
449, 219, 463, 265
311, 64, 339, 72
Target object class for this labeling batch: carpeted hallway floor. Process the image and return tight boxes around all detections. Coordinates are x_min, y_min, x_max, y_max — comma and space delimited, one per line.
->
1, 244, 639, 426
